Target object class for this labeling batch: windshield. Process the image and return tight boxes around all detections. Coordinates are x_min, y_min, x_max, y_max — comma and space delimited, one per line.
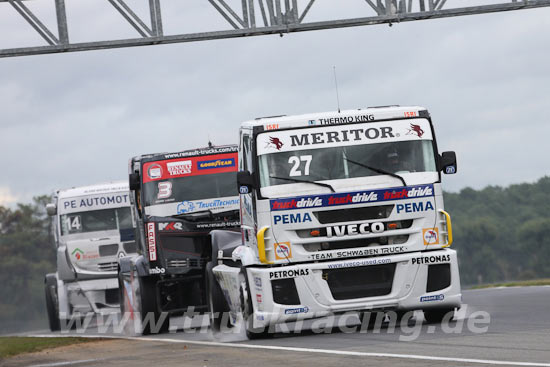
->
141, 152, 239, 216
60, 207, 133, 236
257, 119, 437, 188
143, 171, 238, 207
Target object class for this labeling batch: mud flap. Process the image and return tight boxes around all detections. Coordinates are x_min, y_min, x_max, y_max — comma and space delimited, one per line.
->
212, 264, 242, 326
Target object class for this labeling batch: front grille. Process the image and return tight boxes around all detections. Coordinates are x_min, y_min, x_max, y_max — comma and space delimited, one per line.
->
272, 278, 300, 305
123, 241, 137, 254
98, 244, 119, 257
160, 235, 203, 255
98, 261, 118, 272
314, 205, 394, 224
427, 264, 451, 292
323, 263, 396, 300
166, 258, 206, 269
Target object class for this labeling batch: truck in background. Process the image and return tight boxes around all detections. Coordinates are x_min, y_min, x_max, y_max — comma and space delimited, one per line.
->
213, 106, 461, 338
118, 145, 240, 335
44, 182, 135, 331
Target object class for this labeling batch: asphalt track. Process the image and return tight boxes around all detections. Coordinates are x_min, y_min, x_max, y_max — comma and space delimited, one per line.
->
9, 286, 550, 367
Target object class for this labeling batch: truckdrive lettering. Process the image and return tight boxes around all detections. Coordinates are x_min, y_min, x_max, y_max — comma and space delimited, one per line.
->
290, 126, 394, 146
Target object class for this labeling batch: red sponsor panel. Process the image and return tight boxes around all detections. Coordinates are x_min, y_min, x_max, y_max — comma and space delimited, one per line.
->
142, 153, 237, 183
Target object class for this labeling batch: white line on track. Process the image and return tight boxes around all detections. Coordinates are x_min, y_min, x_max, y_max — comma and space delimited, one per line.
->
27, 359, 99, 367
30, 334, 550, 367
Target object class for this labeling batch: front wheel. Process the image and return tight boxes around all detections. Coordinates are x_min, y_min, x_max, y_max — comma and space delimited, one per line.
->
125, 270, 169, 335
206, 262, 232, 333
423, 308, 455, 324
241, 273, 272, 340
44, 274, 60, 332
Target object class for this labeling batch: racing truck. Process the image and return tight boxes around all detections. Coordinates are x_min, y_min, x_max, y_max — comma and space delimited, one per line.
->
44, 182, 135, 331
212, 106, 461, 338
118, 145, 240, 334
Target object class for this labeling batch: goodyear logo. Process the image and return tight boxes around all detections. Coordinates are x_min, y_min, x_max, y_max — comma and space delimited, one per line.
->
198, 158, 235, 170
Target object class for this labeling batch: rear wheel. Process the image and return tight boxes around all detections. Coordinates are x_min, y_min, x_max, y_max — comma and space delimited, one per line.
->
359, 311, 384, 331
423, 308, 455, 324
44, 274, 60, 332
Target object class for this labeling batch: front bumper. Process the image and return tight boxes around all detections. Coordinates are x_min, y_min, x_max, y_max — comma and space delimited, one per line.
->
246, 249, 461, 327
63, 278, 120, 316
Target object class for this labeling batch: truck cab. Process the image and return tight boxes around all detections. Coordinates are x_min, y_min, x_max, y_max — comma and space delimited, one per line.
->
214, 106, 461, 337
118, 145, 240, 334
44, 182, 135, 331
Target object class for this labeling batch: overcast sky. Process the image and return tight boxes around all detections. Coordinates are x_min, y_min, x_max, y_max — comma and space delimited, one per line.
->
1, 0, 549, 206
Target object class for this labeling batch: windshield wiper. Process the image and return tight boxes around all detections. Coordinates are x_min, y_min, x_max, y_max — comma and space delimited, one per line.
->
269, 176, 336, 193
172, 209, 214, 221
171, 208, 240, 222
344, 157, 407, 187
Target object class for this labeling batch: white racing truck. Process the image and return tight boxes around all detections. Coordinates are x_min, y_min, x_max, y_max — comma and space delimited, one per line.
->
212, 105, 461, 338
44, 182, 135, 331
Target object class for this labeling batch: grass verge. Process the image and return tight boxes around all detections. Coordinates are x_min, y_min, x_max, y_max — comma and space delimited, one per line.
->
470, 278, 550, 289
0, 337, 95, 359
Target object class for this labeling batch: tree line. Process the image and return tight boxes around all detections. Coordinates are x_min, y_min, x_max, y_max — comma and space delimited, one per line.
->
0, 177, 549, 330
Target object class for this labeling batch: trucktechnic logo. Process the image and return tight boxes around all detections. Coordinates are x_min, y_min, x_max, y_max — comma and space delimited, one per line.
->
270, 185, 434, 211
177, 198, 240, 214
177, 201, 195, 214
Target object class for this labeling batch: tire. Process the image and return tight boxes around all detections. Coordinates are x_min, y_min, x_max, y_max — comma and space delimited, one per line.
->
117, 269, 126, 315
132, 272, 169, 335
44, 274, 60, 332
206, 262, 231, 333
359, 311, 383, 331
241, 272, 272, 340
423, 308, 455, 324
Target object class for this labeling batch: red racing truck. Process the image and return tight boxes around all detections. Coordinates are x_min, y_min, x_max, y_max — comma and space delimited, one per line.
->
118, 145, 240, 334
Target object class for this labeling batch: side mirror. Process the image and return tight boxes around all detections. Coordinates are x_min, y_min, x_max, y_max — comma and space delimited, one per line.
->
129, 172, 140, 191
440, 151, 457, 174
46, 203, 57, 216
237, 170, 256, 194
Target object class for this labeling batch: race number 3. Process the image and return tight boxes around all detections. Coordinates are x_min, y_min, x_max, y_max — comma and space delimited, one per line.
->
157, 181, 172, 199
288, 155, 312, 176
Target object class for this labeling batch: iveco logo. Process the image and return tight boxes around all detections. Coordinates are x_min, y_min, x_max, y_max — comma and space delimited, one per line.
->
326, 222, 384, 238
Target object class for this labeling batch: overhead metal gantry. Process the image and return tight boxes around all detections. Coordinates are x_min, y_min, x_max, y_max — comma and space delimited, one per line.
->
1, 0, 550, 58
